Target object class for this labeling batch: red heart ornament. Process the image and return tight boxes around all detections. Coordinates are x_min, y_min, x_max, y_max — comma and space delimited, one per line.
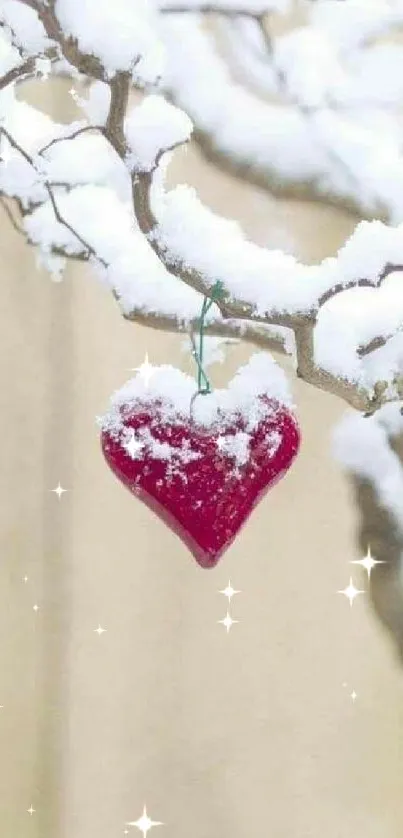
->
99, 355, 300, 569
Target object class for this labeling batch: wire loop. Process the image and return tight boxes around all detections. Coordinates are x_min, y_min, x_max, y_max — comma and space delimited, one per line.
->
189, 281, 225, 416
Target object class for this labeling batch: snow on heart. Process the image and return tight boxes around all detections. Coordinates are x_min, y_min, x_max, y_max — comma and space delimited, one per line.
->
98, 353, 300, 568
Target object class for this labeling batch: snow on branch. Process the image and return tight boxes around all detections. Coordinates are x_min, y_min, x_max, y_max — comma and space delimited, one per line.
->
11, 0, 164, 84
2, 0, 403, 419
159, 0, 288, 13
309, 0, 403, 51
159, 5, 403, 221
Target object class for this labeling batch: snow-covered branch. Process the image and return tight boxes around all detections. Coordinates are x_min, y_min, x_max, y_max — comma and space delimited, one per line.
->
159, 0, 285, 12
159, 3, 403, 220
2, 0, 403, 419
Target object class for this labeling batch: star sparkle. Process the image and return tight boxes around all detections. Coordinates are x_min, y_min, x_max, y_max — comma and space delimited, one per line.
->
125, 432, 144, 460
338, 577, 365, 607
219, 580, 241, 602
50, 483, 68, 499
94, 625, 106, 635
218, 612, 239, 633
126, 805, 163, 836
350, 546, 385, 579
27, 805, 36, 815
131, 354, 155, 387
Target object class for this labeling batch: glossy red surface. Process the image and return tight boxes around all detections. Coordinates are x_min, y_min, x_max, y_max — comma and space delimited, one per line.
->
101, 395, 300, 568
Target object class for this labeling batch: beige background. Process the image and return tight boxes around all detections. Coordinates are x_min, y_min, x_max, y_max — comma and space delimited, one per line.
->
2, 80, 403, 838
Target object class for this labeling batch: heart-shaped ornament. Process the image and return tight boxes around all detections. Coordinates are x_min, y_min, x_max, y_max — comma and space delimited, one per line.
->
99, 353, 300, 568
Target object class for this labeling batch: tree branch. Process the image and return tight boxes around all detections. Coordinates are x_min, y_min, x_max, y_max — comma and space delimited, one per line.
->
160, 7, 402, 220
161, 4, 263, 16
0, 56, 36, 90
5, 0, 403, 418
38, 125, 105, 156
129, 154, 403, 413
17, 0, 107, 80
0, 126, 107, 265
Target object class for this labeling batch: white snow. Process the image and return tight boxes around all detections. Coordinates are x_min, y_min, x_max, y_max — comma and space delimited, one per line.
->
274, 28, 344, 110
159, 14, 403, 221
2, 80, 403, 400
99, 352, 295, 478
55, 0, 165, 82
99, 351, 294, 439
309, 0, 403, 53
82, 81, 111, 126
264, 429, 282, 458
217, 431, 251, 468
5, 94, 403, 398
158, 0, 290, 11
120, 425, 202, 464
218, 15, 403, 110
0, 0, 48, 55
125, 95, 192, 172
3, 0, 403, 421
333, 404, 403, 531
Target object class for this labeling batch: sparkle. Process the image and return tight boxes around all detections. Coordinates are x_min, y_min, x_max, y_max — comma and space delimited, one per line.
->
27, 805, 36, 815
23, 576, 28, 583
351, 690, 358, 702
218, 612, 239, 633
219, 580, 241, 602
126, 805, 163, 836
131, 353, 155, 387
33, 604, 39, 612
350, 546, 385, 579
338, 577, 365, 607
94, 625, 106, 635
50, 483, 68, 499
125, 431, 144, 460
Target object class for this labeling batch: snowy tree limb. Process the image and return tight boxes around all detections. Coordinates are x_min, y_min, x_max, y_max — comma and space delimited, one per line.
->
159, 6, 403, 220
161, 4, 265, 15
0, 56, 37, 89
4, 0, 403, 664
3, 0, 403, 419
15, 0, 107, 80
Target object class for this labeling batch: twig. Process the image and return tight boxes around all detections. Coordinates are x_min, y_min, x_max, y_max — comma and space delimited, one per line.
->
129, 147, 403, 413
161, 4, 264, 17
0, 57, 36, 90
38, 125, 105, 156
0, 126, 108, 266
6, 0, 403, 417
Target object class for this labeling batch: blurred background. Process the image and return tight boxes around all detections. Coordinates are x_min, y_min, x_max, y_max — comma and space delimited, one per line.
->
2, 4, 403, 838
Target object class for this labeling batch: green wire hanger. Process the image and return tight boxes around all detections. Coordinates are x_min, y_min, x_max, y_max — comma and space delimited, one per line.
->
191, 280, 225, 396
